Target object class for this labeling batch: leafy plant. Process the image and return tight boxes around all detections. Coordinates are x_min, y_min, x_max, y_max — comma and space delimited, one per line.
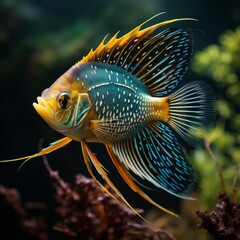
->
191, 26, 240, 209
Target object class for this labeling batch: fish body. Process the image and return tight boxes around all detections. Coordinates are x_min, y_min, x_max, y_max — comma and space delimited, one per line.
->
2, 15, 216, 217
59, 62, 169, 143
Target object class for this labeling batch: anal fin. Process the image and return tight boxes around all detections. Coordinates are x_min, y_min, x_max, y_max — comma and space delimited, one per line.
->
106, 145, 179, 217
110, 123, 196, 199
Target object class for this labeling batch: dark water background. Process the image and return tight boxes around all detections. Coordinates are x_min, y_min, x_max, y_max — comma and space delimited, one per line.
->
0, 0, 239, 233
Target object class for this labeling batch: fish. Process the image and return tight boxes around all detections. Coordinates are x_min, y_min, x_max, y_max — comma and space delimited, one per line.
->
1, 14, 215, 218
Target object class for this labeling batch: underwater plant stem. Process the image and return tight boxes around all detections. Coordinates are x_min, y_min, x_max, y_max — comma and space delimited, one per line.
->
205, 140, 226, 194
232, 163, 240, 203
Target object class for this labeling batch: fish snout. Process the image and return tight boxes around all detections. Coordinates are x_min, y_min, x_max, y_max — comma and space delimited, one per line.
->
33, 96, 53, 120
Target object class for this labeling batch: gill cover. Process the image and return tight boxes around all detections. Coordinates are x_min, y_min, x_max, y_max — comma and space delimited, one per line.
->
71, 93, 91, 128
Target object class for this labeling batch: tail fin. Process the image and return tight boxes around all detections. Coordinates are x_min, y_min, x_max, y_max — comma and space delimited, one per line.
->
168, 81, 216, 146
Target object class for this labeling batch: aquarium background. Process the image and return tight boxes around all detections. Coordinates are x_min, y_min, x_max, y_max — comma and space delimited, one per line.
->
0, 0, 239, 239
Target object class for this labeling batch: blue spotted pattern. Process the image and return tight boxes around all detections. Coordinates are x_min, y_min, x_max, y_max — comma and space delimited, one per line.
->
112, 121, 196, 198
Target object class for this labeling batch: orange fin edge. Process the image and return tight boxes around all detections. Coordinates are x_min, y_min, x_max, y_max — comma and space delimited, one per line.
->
0, 137, 72, 163
106, 145, 179, 218
81, 140, 148, 222
79, 15, 196, 64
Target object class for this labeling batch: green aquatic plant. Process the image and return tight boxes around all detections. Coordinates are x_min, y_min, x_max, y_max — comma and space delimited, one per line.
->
192, 26, 240, 209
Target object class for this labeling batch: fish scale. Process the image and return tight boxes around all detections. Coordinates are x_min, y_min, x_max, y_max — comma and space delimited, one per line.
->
73, 62, 158, 142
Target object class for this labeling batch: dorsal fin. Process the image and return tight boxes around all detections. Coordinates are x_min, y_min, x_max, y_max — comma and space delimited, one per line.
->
79, 15, 195, 96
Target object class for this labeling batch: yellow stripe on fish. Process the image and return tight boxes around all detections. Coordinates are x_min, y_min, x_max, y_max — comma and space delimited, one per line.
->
1, 14, 216, 218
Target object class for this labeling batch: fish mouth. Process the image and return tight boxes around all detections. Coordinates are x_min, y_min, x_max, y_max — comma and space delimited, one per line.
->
33, 96, 53, 120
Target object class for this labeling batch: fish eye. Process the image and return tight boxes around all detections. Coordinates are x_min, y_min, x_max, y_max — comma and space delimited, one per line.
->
57, 93, 71, 109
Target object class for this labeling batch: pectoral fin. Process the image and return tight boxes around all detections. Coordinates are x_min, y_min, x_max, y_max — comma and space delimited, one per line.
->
0, 137, 72, 163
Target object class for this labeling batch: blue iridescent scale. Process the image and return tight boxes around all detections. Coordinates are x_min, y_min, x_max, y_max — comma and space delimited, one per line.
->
73, 62, 155, 141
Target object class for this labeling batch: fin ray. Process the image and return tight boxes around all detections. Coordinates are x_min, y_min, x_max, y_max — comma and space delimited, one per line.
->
106, 145, 179, 217
0, 137, 72, 163
111, 123, 196, 199
79, 16, 195, 96
168, 81, 216, 146
81, 141, 119, 202
81, 141, 147, 221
